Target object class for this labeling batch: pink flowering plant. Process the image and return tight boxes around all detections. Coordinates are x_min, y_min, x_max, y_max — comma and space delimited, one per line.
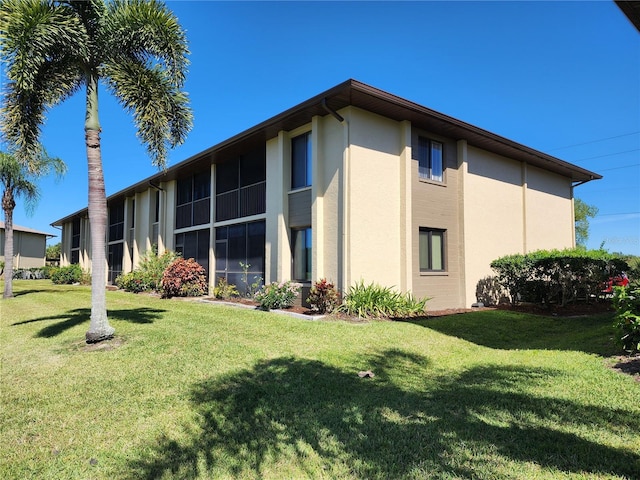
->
254, 281, 301, 310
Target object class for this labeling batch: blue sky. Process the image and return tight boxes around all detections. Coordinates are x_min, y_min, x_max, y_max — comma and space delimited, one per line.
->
4, 0, 640, 255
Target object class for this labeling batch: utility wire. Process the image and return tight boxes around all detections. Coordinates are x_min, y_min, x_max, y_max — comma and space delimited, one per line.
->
547, 131, 640, 151
571, 149, 639, 163
597, 163, 640, 172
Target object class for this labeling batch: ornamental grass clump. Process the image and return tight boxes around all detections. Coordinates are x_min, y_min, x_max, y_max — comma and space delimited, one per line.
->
307, 278, 341, 314
341, 281, 429, 319
161, 258, 207, 298
255, 281, 300, 310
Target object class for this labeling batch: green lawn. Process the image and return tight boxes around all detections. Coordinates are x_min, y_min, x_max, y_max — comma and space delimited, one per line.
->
1, 280, 638, 479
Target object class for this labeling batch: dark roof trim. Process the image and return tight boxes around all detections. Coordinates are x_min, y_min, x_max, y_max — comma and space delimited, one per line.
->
616, 1, 640, 31
52, 79, 601, 226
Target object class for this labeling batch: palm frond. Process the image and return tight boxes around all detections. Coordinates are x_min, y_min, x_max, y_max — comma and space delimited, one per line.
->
105, 59, 192, 169
102, 0, 189, 87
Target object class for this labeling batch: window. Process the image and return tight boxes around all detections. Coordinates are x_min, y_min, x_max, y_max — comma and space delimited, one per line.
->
175, 228, 210, 275
418, 137, 443, 182
214, 221, 265, 295
70, 217, 81, 264
419, 228, 445, 272
292, 227, 312, 281
176, 171, 211, 229
291, 132, 312, 189
215, 150, 266, 222
108, 202, 124, 242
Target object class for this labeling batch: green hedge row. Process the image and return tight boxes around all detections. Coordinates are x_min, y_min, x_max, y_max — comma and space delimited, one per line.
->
489, 248, 628, 306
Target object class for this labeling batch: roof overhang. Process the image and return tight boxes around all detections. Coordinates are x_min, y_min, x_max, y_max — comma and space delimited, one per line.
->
616, 1, 640, 31
52, 79, 601, 226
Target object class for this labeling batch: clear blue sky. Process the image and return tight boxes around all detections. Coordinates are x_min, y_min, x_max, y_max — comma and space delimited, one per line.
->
4, 0, 640, 255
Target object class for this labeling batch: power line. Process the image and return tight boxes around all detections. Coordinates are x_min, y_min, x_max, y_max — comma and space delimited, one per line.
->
548, 131, 640, 151
572, 148, 639, 163
598, 163, 640, 172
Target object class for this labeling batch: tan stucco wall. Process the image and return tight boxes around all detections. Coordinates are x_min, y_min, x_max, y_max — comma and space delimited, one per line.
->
525, 165, 574, 251
461, 146, 575, 306
0, 230, 47, 268
343, 107, 404, 291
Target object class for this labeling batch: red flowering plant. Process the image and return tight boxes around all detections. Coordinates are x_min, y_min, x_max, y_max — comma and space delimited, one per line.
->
161, 258, 207, 298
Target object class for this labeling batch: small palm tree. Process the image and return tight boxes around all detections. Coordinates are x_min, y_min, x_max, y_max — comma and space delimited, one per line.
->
0, 0, 192, 342
0, 150, 66, 298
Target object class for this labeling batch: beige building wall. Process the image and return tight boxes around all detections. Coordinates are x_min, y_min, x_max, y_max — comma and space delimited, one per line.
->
343, 107, 404, 291
0, 230, 48, 269
525, 165, 574, 251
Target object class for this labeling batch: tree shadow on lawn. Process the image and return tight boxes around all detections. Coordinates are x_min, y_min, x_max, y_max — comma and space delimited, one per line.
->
11, 307, 165, 338
128, 349, 639, 479
408, 310, 618, 356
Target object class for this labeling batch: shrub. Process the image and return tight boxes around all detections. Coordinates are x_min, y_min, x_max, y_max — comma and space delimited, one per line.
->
490, 248, 628, 306
612, 283, 640, 353
341, 281, 429, 319
307, 278, 341, 313
50, 264, 85, 285
254, 281, 300, 310
160, 258, 207, 298
137, 247, 180, 292
115, 270, 152, 293
475, 275, 510, 306
213, 277, 239, 299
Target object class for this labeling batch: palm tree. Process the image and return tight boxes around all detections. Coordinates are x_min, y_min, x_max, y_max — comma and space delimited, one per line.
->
0, 0, 192, 342
0, 150, 66, 298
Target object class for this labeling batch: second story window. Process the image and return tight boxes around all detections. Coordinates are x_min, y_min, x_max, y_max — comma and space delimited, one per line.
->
176, 171, 211, 229
291, 132, 312, 189
418, 137, 443, 182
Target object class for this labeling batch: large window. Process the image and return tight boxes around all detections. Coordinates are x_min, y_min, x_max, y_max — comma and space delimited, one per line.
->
70, 217, 81, 264
175, 228, 210, 276
418, 137, 443, 182
291, 132, 312, 189
107, 201, 125, 282
216, 150, 266, 222
215, 221, 265, 295
419, 228, 445, 272
292, 227, 312, 282
176, 171, 211, 229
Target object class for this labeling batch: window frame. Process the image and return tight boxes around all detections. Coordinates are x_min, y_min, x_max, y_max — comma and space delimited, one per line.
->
419, 227, 446, 272
418, 137, 444, 183
291, 226, 312, 282
291, 131, 312, 190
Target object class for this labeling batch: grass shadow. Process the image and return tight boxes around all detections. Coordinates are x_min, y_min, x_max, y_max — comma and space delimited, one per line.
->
11, 307, 166, 338
407, 310, 618, 356
128, 350, 639, 479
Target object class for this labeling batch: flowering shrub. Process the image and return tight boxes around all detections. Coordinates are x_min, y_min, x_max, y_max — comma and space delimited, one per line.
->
161, 258, 207, 298
254, 281, 301, 310
307, 278, 341, 313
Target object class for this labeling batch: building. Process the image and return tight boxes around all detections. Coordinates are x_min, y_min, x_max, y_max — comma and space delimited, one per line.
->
0, 222, 55, 269
52, 80, 600, 310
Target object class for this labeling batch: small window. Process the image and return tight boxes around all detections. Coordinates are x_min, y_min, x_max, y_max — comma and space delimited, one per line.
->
418, 137, 443, 182
292, 227, 312, 282
291, 132, 312, 189
419, 228, 445, 272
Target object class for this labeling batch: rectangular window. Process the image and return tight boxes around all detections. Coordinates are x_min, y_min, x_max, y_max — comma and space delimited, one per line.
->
291, 132, 312, 189
292, 227, 312, 282
418, 137, 443, 182
175, 228, 210, 276
108, 202, 125, 242
419, 228, 445, 272
176, 172, 211, 229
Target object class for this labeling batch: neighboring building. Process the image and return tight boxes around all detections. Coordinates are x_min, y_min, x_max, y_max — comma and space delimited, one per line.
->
0, 222, 55, 269
52, 80, 601, 309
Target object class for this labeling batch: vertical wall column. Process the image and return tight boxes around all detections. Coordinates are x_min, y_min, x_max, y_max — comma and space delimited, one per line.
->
311, 116, 323, 281
521, 162, 528, 253
164, 181, 176, 252
265, 131, 289, 284
456, 139, 469, 307
399, 120, 412, 292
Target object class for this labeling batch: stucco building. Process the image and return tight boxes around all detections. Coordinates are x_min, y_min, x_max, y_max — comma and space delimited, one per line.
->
52, 80, 601, 309
0, 222, 55, 269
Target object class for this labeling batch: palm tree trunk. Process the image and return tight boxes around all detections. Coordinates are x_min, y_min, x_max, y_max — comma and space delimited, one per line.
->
84, 74, 114, 343
2, 190, 15, 298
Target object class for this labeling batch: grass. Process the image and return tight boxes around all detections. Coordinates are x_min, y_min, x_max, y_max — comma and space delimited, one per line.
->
1, 280, 639, 479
